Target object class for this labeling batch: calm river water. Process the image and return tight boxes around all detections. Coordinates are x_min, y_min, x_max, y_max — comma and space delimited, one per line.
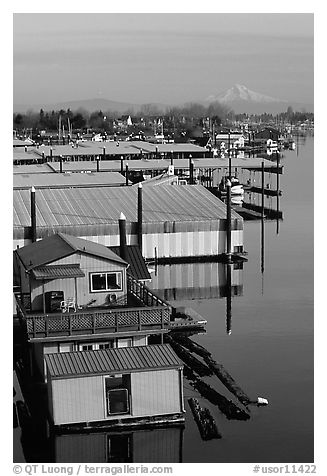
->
177, 135, 314, 463
149, 135, 314, 463
14, 136, 314, 464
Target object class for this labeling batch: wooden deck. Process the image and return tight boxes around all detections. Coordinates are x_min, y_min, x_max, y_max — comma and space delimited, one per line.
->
15, 275, 172, 341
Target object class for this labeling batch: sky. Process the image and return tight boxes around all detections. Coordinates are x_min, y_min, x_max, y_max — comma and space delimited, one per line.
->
13, 12, 314, 108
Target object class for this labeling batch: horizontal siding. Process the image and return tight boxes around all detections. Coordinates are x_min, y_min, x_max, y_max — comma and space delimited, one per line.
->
131, 370, 181, 417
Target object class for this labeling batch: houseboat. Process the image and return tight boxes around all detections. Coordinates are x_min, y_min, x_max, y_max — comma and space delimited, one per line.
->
14, 233, 172, 382
45, 344, 185, 430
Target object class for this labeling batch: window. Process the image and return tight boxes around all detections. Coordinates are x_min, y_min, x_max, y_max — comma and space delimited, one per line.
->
79, 341, 114, 351
90, 272, 123, 293
117, 338, 132, 348
98, 342, 114, 350
105, 375, 130, 416
80, 344, 93, 351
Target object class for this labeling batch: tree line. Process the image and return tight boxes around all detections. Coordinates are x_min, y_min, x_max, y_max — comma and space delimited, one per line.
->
13, 102, 313, 137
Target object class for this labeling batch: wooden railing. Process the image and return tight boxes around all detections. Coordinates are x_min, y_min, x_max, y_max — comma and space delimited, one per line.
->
127, 274, 171, 309
15, 285, 171, 340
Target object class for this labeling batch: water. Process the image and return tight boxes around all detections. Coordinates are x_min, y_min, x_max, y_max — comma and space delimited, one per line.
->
171, 135, 314, 462
14, 136, 314, 463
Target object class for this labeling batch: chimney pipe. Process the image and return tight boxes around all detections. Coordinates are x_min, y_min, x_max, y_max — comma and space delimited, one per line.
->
30, 186, 37, 242
125, 163, 129, 186
137, 183, 143, 252
119, 212, 128, 261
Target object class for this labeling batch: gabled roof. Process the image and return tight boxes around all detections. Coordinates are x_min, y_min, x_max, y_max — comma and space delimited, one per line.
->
15, 233, 128, 270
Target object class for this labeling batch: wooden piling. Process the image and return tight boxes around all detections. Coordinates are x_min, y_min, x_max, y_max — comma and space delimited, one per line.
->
226, 179, 232, 260
125, 163, 129, 186
119, 212, 128, 262
137, 182, 143, 252
30, 186, 36, 243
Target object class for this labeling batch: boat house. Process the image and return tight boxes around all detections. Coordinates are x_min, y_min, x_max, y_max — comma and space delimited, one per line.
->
14, 233, 171, 381
45, 344, 184, 429
13, 184, 244, 260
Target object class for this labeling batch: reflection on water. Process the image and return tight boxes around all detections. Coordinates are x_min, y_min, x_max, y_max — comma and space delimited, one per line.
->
148, 262, 243, 302
53, 427, 184, 463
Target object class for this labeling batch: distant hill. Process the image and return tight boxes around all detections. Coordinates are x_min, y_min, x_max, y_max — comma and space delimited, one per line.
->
204, 84, 313, 114
13, 98, 170, 115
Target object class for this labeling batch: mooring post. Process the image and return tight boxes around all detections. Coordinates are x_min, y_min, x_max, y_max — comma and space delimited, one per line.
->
170, 150, 174, 166
276, 153, 280, 193
96, 156, 100, 172
190, 160, 194, 185
226, 262, 232, 335
120, 155, 124, 175
137, 182, 143, 253
30, 186, 37, 243
125, 163, 129, 186
103, 146, 106, 162
189, 155, 193, 184
261, 161, 265, 217
226, 179, 232, 262
59, 155, 63, 173
50, 147, 53, 162
119, 212, 128, 261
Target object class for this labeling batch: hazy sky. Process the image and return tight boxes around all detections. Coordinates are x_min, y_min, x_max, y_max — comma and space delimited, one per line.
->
13, 13, 314, 106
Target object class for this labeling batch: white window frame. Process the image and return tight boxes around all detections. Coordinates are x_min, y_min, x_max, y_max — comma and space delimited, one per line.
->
89, 271, 123, 293
79, 341, 114, 351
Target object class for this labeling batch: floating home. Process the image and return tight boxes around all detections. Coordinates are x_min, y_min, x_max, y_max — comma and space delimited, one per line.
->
13, 184, 244, 260
45, 344, 184, 429
14, 233, 171, 381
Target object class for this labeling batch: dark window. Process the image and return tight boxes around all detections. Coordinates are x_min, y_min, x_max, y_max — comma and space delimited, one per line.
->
90, 272, 123, 292
105, 375, 130, 416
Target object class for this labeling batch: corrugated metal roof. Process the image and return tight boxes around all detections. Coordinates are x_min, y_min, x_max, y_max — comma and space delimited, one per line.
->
45, 344, 183, 378
110, 245, 151, 281
13, 172, 126, 189
13, 185, 241, 233
13, 164, 55, 174
32, 264, 85, 280
36, 156, 276, 173
16, 233, 128, 270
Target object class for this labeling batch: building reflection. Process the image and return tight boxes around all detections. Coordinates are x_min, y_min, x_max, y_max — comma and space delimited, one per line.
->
52, 426, 184, 463
148, 262, 243, 302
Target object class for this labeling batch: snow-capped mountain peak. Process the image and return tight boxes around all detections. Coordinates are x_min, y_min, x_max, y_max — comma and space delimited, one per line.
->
206, 84, 286, 104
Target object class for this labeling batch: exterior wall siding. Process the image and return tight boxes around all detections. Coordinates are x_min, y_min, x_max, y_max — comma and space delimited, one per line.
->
30, 252, 127, 311
130, 370, 181, 417
50, 368, 182, 426
14, 222, 243, 260
51, 376, 105, 425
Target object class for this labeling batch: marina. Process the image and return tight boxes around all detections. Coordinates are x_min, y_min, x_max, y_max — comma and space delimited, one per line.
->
12, 12, 314, 467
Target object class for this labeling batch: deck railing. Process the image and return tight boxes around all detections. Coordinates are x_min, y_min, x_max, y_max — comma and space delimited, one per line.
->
15, 279, 171, 340
127, 274, 171, 309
